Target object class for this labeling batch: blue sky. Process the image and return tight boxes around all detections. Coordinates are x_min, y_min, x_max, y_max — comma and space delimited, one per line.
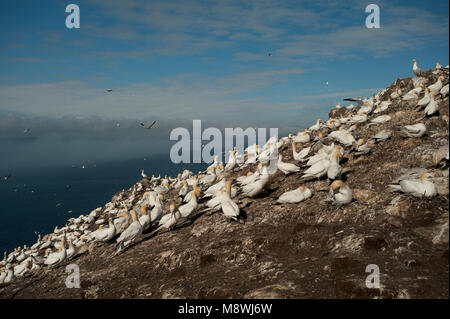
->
0, 0, 449, 168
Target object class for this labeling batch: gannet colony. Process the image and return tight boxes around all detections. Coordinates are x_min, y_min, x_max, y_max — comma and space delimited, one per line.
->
1, 61, 449, 298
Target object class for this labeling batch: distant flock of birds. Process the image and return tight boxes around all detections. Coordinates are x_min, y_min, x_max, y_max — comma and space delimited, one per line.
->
1, 60, 449, 285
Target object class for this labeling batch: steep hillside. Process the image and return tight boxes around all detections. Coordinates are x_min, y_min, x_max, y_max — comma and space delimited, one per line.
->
1, 67, 448, 299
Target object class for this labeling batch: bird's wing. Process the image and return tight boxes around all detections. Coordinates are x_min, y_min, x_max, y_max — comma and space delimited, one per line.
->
344, 98, 364, 108
146, 120, 157, 129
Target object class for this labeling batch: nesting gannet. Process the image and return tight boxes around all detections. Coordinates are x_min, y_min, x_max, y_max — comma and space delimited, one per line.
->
242, 175, 270, 197
328, 180, 353, 206
116, 210, 143, 250
398, 123, 427, 138
389, 173, 437, 198
293, 131, 311, 144
412, 59, 421, 76
154, 182, 170, 194
353, 139, 371, 156
328, 127, 356, 146
114, 211, 131, 233
138, 206, 151, 230
277, 154, 300, 175
402, 91, 418, 101
390, 88, 402, 99
157, 203, 180, 231
178, 180, 189, 197
0, 268, 6, 283
292, 142, 310, 162
3, 264, 15, 283
277, 185, 312, 204
221, 181, 240, 221
179, 189, 200, 218
302, 158, 330, 180
309, 119, 323, 131
44, 239, 67, 266
199, 167, 217, 186
94, 218, 116, 242
373, 98, 392, 114
370, 115, 391, 124
424, 92, 439, 116
371, 130, 391, 143
428, 76, 444, 93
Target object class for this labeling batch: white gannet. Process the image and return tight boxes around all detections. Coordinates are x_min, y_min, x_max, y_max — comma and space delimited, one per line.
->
428, 76, 444, 93
94, 218, 116, 242
371, 130, 391, 143
374, 98, 392, 114
138, 205, 151, 231
441, 84, 449, 97
44, 238, 67, 266
309, 118, 323, 131
114, 210, 130, 234
178, 180, 189, 197
293, 131, 311, 144
66, 237, 76, 259
302, 158, 330, 180
150, 194, 164, 223
141, 169, 148, 179
398, 123, 427, 138
0, 268, 6, 283
277, 154, 300, 175
370, 115, 391, 124
328, 180, 353, 206
390, 88, 402, 99
402, 90, 418, 101
327, 151, 343, 180
116, 210, 143, 250
3, 264, 15, 283
349, 112, 368, 124
328, 127, 356, 146
242, 175, 270, 197
154, 182, 170, 194
199, 167, 217, 187
157, 203, 180, 231
424, 92, 439, 116
389, 173, 437, 198
353, 139, 371, 156
225, 150, 237, 171
277, 185, 312, 204
221, 181, 240, 221
292, 142, 310, 162
412, 59, 421, 76
417, 88, 431, 108
179, 189, 200, 218
434, 62, 443, 73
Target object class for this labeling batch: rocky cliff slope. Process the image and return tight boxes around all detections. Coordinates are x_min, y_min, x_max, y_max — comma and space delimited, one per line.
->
1, 66, 448, 299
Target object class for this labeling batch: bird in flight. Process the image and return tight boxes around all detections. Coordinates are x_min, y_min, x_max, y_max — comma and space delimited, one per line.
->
105, 89, 113, 93
23, 129, 30, 134
268, 53, 272, 56
326, 80, 329, 86
3, 175, 11, 181
140, 120, 157, 130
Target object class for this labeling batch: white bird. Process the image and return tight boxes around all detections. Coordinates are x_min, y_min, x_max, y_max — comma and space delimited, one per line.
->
44, 239, 67, 266
402, 91, 418, 101
116, 210, 143, 249
428, 76, 444, 93
390, 88, 402, 99
328, 180, 353, 206
293, 131, 311, 144
221, 181, 240, 220
327, 151, 343, 180
199, 167, 217, 186
242, 175, 270, 197
353, 139, 371, 156
302, 158, 330, 180
328, 128, 356, 146
389, 173, 437, 198
277, 185, 312, 204
398, 123, 427, 138
417, 88, 431, 108
373, 98, 392, 114
277, 154, 300, 175
424, 92, 439, 116
225, 150, 237, 171
157, 203, 180, 231
141, 169, 148, 179
292, 143, 310, 162
412, 59, 421, 76
94, 218, 116, 242
371, 130, 391, 143
440, 84, 449, 97
309, 118, 323, 131
3, 264, 15, 283
370, 115, 391, 124
179, 189, 200, 218
138, 206, 152, 231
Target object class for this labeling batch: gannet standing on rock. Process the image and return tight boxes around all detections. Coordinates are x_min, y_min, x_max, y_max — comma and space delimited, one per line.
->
141, 169, 148, 179
116, 210, 143, 253
94, 218, 116, 242
44, 238, 67, 266
220, 181, 240, 221
327, 180, 353, 206
423, 92, 439, 117
277, 185, 312, 204
412, 59, 421, 76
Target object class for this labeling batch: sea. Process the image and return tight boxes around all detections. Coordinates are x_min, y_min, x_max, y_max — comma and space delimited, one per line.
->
0, 155, 207, 253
